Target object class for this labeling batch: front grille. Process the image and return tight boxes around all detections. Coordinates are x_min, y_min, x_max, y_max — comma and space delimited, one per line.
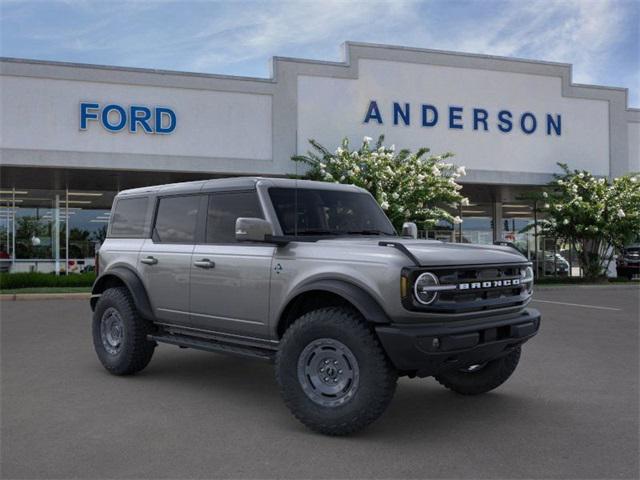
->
404, 263, 532, 314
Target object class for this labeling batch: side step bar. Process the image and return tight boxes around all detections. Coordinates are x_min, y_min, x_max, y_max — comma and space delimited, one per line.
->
148, 333, 276, 362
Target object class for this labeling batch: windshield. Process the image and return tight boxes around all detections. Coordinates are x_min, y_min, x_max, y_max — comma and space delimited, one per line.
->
268, 187, 397, 237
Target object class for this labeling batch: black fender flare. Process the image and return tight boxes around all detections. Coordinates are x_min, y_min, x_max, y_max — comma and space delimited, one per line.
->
281, 279, 391, 325
90, 266, 154, 320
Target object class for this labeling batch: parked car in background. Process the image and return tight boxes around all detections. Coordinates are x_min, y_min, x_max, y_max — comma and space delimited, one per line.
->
0, 250, 11, 273
617, 244, 640, 280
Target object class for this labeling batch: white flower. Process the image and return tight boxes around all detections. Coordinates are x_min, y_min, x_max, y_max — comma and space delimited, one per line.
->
380, 201, 389, 210
631, 176, 638, 183
542, 191, 548, 198
617, 209, 625, 218
578, 172, 584, 178
363, 136, 372, 144
544, 203, 550, 209
456, 166, 466, 176
392, 192, 400, 200
431, 166, 441, 176
563, 219, 569, 225
460, 197, 470, 206
390, 144, 395, 152
335, 147, 343, 155
557, 180, 564, 185
452, 216, 463, 225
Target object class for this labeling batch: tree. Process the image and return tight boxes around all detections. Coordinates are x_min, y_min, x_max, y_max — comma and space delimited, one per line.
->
534, 163, 640, 279
293, 135, 468, 231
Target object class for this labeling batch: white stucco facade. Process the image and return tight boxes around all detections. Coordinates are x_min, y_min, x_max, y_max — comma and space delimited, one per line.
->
0, 41, 638, 186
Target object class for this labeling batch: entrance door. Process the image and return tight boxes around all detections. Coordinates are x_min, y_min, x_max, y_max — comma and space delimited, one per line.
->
139, 194, 202, 325
189, 191, 274, 338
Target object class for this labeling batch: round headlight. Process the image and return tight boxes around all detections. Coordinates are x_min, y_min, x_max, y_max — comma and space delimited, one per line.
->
414, 272, 440, 305
522, 266, 534, 282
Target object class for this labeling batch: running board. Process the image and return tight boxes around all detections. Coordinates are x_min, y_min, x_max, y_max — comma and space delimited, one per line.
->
148, 333, 276, 362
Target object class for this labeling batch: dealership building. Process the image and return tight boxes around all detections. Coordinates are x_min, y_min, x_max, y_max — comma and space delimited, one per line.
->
0, 42, 638, 272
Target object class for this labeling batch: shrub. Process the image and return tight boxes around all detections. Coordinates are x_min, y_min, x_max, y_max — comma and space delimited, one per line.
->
0, 272, 96, 290
531, 163, 640, 280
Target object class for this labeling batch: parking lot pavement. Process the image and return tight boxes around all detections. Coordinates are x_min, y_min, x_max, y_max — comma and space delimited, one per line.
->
1, 285, 638, 479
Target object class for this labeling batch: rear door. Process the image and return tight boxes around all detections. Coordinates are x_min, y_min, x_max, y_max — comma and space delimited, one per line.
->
189, 190, 274, 338
139, 194, 203, 325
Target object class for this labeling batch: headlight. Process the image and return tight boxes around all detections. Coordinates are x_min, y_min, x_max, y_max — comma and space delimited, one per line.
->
413, 272, 440, 305
522, 266, 534, 293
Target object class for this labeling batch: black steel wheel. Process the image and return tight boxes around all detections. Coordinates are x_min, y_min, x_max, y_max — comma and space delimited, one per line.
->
435, 347, 521, 395
92, 287, 155, 375
276, 307, 397, 436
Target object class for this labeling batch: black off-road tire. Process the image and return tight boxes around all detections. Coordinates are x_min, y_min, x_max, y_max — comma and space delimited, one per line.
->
276, 307, 398, 436
434, 347, 521, 395
92, 287, 156, 375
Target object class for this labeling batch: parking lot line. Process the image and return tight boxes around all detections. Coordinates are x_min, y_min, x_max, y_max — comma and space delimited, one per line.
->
531, 299, 621, 311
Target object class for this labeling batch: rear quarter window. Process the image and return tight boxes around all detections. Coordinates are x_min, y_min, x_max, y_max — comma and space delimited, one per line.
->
109, 197, 149, 238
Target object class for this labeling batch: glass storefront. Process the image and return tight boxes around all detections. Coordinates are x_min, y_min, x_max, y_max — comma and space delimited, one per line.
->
0, 188, 115, 273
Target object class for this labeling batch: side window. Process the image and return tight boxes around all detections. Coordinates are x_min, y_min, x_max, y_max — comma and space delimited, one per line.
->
206, 191, 263, 243
153, 195, 200, 244
110, 197, 149, 238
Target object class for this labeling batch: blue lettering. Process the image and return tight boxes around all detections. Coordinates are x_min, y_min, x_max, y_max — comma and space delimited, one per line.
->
520, 112, 537, 134
101, 104, 127, 132
421, 104, 438, 127
393, 102, 410, 126
80, 102, 99, 130
130, 105, 153, 133
155, 107, 176, 134
449, 106, 463, 129
497, 110, 513, 132
363, 100, 383, 124
546, 114, 561, 136
473, 108, 489, 131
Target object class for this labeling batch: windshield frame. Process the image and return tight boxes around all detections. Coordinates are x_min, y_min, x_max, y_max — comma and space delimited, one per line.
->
266, 186, 398, 239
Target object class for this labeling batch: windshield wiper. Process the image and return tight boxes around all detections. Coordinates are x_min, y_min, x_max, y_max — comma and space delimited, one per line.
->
294, 229, 343, 236
345, 229, 391, 236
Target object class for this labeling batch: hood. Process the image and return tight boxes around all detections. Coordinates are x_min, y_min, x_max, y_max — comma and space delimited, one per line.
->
315, 237, 528, 266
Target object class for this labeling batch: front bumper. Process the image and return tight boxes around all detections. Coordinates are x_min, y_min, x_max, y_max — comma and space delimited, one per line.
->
375, 308, 541, 377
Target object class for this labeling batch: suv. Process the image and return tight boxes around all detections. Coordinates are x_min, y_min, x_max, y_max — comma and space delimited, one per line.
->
91, 177, 540, 435
617, 244, 640, 280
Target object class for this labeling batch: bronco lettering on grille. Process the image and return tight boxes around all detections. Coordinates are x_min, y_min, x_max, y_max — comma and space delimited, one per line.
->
458, 278, 521, 290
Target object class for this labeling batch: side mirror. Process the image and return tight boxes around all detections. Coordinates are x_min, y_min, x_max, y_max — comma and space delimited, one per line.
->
401, 222, 418, 239
235, 217, 273, 242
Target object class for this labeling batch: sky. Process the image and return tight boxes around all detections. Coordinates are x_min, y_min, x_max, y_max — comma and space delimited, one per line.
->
1, 0, 639, 106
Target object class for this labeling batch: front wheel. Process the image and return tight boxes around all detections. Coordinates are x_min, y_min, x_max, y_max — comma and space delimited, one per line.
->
434, 347, 521, 395
276, 307, 398, 436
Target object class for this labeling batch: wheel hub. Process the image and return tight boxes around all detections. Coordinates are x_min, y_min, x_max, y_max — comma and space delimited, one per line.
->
100, 307, 124, 355
297, 338, 360, 407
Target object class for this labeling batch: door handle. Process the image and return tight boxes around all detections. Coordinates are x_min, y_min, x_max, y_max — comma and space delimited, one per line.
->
141, 256, 158, 265
193, 259, 215, 269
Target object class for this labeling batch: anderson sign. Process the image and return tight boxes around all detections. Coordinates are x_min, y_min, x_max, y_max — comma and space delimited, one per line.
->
363, 100, 562, 136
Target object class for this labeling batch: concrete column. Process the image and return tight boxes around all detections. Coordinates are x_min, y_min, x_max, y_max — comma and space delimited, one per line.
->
494, 201, 503, 242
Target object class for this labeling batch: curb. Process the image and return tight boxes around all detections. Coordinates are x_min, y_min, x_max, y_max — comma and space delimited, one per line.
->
0, 292, 91, 301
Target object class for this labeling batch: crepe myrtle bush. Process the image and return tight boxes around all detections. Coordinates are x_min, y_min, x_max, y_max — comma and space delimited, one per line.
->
531, 163, 640, 279
292, 135, 468, 231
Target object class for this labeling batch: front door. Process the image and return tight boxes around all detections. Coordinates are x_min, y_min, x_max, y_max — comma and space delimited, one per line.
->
189, 191, 274, 338
139, 194, 202, 325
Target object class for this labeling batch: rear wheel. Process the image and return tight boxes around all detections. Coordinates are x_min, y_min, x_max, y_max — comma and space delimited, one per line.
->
434, 347, 521, 395
276, 307, 397, 436
92, 287, 155, 375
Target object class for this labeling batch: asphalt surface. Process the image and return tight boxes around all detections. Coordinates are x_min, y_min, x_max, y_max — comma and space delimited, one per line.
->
1, 285, 638, 479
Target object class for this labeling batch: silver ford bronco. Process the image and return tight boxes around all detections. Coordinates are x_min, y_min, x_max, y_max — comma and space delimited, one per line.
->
91, 177, 540, 435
